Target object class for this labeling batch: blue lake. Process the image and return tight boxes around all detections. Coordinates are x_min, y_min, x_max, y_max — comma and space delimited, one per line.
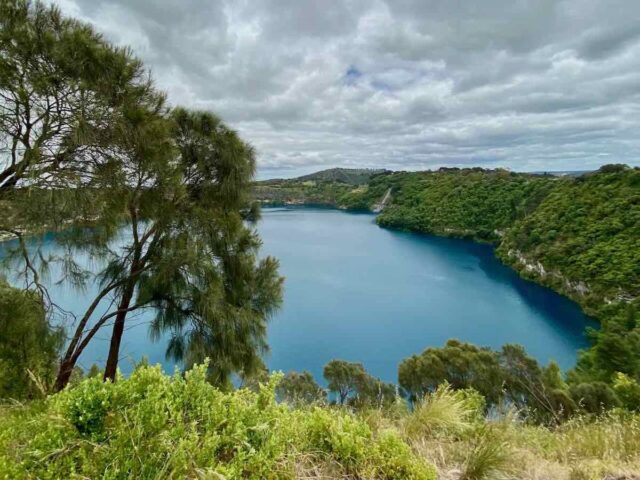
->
2, 207, 595, 384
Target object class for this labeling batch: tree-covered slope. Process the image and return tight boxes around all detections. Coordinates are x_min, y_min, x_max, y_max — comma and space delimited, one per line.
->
296, 167, 389, 185
372, 169, 555, 241
256, 164, 639, 313
253, 168, 390, 208
497, 165, 640, 307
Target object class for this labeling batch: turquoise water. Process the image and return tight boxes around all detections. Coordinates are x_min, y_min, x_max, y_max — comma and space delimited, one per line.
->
2, 207, 594, 384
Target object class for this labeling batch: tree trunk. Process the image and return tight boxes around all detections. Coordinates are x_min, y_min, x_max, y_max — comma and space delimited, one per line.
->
54, 358, 76, 392
103, 283, 135, 382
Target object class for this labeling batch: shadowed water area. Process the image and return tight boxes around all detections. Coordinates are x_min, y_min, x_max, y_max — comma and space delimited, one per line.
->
1, 207, 595, 383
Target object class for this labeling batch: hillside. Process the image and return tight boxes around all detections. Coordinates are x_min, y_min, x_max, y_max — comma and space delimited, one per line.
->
371, 169, 555, 241
255, 165, 639, 313
253, 168, 390, 207
297, 167, 389, 185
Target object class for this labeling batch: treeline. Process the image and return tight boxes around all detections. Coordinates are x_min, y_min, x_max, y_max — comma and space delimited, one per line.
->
276, 338, 640, 424
252, 167, 390, 208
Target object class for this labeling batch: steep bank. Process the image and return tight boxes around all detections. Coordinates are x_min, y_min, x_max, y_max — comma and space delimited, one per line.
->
496, 165, 640, 316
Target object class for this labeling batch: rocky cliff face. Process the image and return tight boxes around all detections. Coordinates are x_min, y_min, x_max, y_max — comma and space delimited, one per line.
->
505, 249, 591, 297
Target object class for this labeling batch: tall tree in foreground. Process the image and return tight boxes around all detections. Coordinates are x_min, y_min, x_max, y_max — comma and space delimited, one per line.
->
0, 0, 159, 198
143, 108, 283, 386
0, 1, 283, 390
53, 107, 283, 389
0, 0, 166, 314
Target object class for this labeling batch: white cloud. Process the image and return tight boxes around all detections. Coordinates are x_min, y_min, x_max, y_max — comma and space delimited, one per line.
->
48, 0, 640, 177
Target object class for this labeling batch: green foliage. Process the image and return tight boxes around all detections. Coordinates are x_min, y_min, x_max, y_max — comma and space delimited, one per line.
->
138, 109, 284, 387
399, 339, 577, 424
569, 382, 621, 413
323, 359, 396, 407
499, 165, 640, 306
570, 302, 640, 387
0, 280, 62, 399
399, 340, 503, 405
0, 363, 436, 479
323, 359, 368, 404
55, 376, 114, 438
612, 373, 640, 412
276, 370, 326, 405
0, 0, 161, 209
374, 169, 554, 241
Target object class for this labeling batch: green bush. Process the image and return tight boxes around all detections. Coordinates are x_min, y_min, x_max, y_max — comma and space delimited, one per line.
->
0, 363, 435, 479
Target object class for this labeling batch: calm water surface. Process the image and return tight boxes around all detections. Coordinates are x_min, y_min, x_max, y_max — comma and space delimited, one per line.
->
2, 207, 595, 383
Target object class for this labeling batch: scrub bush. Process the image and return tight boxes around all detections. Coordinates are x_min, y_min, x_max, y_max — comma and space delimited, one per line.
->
0, 363, 436, 479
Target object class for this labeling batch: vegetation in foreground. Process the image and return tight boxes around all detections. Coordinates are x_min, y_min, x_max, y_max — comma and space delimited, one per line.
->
1, 363, 640, 480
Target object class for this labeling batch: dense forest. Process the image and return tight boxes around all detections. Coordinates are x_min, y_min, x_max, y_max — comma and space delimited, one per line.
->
1, 1, 640, 478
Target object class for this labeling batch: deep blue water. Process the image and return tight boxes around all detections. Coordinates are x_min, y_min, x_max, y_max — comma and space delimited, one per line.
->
2, 207, 595, 384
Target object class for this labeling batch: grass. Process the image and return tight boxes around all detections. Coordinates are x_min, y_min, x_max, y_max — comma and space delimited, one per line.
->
1, 367, 639, 479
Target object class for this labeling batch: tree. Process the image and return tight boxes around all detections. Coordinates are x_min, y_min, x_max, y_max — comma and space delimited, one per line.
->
571, 303, 640, 384
569, 382, 620, 413
612, 373, 640, 412
398, 340, 503, 404
0, 1, 283, 391
499, 345, 575, 423
354, 375, 396, 408
141, 108, 283, 386
399, 340, 575, 422
52, 96, 173, 390
0, 0, 171, 364
0, 0, 158, 195
53, 107, 283, 389
277, 371, 326, 405
0, 279, 63, 399
323, 360, 368, 405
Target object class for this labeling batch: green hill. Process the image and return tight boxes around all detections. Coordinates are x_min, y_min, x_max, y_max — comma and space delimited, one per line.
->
497, 165, 640, 311
256, 165, 639, 316
296, 167, 389, 185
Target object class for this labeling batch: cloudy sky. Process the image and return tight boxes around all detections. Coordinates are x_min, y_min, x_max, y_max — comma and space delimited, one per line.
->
52, 0, 640, 178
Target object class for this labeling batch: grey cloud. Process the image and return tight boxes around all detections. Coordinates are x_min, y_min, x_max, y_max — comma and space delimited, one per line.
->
48, 0, 640, 176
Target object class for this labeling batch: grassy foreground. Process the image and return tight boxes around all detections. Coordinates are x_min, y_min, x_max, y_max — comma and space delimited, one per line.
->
1, 364, 639, 479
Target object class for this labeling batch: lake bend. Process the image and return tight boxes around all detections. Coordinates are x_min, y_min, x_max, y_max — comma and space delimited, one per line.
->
1, 207, 596, 384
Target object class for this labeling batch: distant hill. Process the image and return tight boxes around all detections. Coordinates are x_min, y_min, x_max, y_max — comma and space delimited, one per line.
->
530, 170, 593, 177
272, 168, 389, 186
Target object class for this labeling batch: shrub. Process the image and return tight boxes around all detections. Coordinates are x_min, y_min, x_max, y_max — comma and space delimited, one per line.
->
612, 373, 640, 412
459, 428, 515, 480
0, 363, 435, 479
570, 382, 621, 413
404, 385, 483, 439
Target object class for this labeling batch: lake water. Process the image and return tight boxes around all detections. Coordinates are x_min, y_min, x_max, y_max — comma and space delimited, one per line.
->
2, 207, 595, 384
